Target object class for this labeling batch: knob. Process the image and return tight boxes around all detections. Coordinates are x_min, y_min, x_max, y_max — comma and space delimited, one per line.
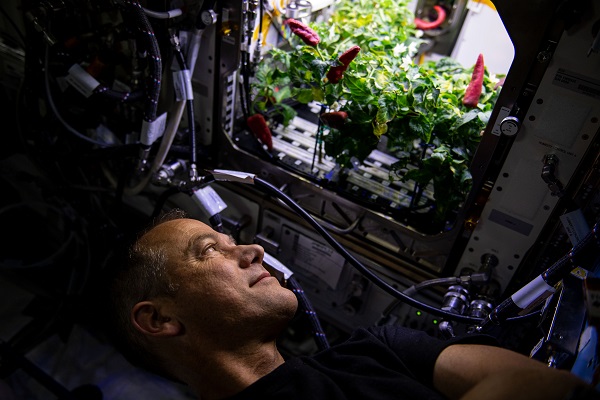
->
499, 116, 520, 136
200, 9, 218, 27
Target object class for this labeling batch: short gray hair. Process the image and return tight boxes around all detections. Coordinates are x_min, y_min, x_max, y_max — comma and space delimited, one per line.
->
108, 209, 187, 380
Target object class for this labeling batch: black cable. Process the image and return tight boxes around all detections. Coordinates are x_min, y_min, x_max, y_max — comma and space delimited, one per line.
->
186, 98, 196, 164
243, 12, 253, 118
239, 78, 249, 118
253, 176, 482, 324
252, 176, 551, 325
172, 35, 197, 166
123, 0, 162, 123
93, 85, 144, 103
287, 276, 330, 351
243, 54, 252, 118
478, 221, 600, 331
403, 276, 462, 297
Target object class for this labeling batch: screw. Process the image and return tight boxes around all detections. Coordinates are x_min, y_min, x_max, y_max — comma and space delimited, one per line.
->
537, 51, 552, 63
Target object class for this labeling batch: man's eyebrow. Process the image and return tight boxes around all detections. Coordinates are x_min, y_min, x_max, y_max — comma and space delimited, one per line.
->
185, 232, 237, 255
186, 232, 216, 255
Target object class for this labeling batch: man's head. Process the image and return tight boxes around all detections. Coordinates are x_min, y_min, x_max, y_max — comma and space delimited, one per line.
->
108, 210, 298, 380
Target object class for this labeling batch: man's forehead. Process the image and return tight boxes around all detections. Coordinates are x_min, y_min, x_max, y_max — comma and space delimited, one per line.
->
141, 218, 211, 243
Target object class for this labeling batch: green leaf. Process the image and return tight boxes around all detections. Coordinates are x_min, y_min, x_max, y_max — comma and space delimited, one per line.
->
454, 109, 480, 129
294, 88, 315, 104
311, 58, 330, 78
275, 103, 297, 126
312, 86, 325, 102
408, 114, 432, 143
249, 0, 504, 221
373, 120, 388, 137
273, 86, 292, 103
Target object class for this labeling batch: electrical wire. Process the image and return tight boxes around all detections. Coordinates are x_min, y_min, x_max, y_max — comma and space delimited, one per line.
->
238, 76, 250, 118
172, 33, 197, 166
142, 7, 183, 19
252, 176, 546, 325
92, 84, 144, 103
402, 277, 462, 297
253, 176, 483, 324
106, 29, 203, 196
120, 30, 206, 196
239, 0, 257, 120
123, 0, 162, 123
479, 220, 600, 331
240, 53, 251, 119
288, 276, 330, 351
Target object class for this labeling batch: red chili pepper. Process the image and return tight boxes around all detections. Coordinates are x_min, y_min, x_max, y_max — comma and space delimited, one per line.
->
247, 114, 273, 150
326, 45, 361, 84
326, 65, 346, 84
339, 45, 361, 65
462, 53, 485, 108
284, 18, 320, 46
414, 5, 446, 30
320, 111, 348, 130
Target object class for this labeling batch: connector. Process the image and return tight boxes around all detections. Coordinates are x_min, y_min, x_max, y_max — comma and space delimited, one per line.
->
191, 186, 227, 218
262, 252, 294, 286
154, 159, 187, 185
541, 154, 565, 197
207, 169, 256, 184
168, 29, 181, 51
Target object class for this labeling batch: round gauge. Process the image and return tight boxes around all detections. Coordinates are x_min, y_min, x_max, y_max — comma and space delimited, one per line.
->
201, 10, 218, 27
500, 116, 520, 136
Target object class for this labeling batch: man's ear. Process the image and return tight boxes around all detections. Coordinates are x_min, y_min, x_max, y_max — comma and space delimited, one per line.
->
131, 301, 182, 337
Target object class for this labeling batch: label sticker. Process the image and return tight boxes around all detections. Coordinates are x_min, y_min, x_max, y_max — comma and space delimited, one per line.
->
65, 64, 100, 98
491, 106, 512, 136
560, 209, 590, 245
553, 69, 600, 100
292, 233, 345, 289
140, 112, 167, 146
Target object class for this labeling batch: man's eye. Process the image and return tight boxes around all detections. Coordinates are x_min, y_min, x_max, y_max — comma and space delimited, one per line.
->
203, 244, 217, 254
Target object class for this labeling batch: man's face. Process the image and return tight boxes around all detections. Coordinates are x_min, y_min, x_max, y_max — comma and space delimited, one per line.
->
140, 218, 298, 341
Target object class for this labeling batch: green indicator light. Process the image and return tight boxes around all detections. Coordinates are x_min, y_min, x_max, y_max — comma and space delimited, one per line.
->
433, 319, 438, 325
416, 310, 422, 316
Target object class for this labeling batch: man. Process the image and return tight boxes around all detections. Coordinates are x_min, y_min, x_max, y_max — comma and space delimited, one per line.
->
107, 210, 593, 400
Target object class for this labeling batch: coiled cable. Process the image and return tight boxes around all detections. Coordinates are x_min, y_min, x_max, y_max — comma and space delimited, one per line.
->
287, 276, 330, 351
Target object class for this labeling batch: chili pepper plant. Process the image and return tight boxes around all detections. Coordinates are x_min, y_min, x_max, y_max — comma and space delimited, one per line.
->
250, 0, 503, 224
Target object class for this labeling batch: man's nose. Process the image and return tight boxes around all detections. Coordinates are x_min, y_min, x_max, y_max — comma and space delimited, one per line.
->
237, 243, 264, 268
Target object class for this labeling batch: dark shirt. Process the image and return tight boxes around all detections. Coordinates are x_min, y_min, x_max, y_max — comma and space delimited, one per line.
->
227, 325, 495, 400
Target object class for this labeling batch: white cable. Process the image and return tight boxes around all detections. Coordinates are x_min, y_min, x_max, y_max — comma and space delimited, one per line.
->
186, 29, 204, 75
142, 7, 183, 19
123, 29, 205, 196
